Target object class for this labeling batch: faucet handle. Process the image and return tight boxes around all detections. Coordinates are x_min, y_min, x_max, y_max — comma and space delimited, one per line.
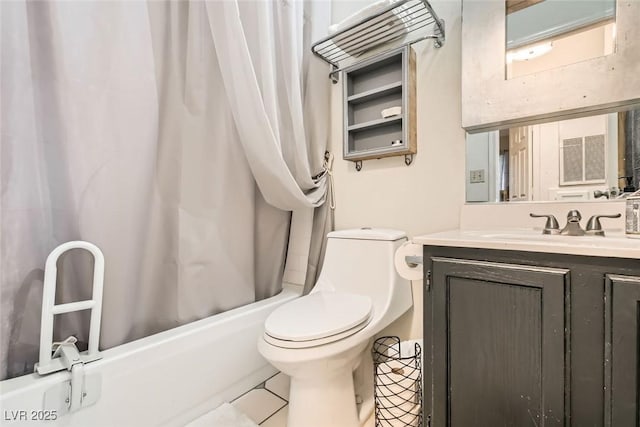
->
530, 213, 560, 234
585, 214, 622, 236
593, 190, 610, 199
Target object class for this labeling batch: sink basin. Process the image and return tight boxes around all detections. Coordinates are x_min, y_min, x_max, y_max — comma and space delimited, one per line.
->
413, 228, 639, 259
466, 229, 633, 246
488, 233, 616, 246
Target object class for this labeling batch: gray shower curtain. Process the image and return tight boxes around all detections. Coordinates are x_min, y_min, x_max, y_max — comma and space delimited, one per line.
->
0, 0, 330, 380
622, 109, 640, 190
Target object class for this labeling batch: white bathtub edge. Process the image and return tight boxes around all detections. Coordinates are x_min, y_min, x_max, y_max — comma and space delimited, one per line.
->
0, 286, 301, 427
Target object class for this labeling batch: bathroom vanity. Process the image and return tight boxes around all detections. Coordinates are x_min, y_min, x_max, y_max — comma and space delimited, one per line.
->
446, 0, 640, 422
416, 231, 640, 426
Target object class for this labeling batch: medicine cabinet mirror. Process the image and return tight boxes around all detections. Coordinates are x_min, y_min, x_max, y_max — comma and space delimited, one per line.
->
465, 108, 640, 203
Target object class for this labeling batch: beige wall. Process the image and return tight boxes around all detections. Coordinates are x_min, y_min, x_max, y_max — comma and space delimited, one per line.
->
329, 0, 466, 340
507, 22, 614, 79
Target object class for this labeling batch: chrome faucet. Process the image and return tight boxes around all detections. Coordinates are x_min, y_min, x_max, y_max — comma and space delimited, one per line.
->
531, 210, 621, 236
594, 188, 620, 200
560, 210, 585, 236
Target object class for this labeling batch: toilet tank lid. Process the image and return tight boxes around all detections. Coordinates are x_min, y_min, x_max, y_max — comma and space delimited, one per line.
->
328, 228, 406, 241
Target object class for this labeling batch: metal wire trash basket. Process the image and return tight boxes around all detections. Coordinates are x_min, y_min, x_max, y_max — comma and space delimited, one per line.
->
372, 336, 422, 427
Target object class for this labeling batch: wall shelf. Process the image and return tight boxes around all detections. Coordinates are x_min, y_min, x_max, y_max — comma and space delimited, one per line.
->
348, 116, 403, 132
343, 46, 416, 168
311, 0, 445, 83
347, 81, 403, 104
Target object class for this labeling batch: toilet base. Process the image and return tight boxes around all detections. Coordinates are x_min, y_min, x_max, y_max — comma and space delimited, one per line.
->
258, 337, 373, 427
287, 365, 360, 427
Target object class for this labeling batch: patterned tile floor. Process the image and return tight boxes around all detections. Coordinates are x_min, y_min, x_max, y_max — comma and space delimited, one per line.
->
231, 372, 375, 427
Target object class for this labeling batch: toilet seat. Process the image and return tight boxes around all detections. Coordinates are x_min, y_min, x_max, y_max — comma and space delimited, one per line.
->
264, 291, 373, 349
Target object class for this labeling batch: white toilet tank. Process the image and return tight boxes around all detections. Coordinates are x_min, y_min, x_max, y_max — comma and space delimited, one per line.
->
313, 228, 413, 325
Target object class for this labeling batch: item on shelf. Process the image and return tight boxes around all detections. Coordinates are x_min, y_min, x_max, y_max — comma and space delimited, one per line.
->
382, 106, 403, 118
328, 0, 412, 57
312, 0, 445, 86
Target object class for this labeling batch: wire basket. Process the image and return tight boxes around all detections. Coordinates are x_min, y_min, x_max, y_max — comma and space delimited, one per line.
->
372, 336, 422, 427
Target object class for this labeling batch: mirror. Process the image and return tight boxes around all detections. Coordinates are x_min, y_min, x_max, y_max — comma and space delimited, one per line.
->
465, 109, 640, 203
462, 0, 640, 131
505, 0, 616, 79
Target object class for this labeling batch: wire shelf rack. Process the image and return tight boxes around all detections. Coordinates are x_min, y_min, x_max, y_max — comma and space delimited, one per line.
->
312, 0, 445, 83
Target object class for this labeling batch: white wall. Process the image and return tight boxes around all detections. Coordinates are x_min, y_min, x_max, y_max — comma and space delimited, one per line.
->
533, 121, 560, 201
330, 0, 466, 340
466, 131, 499, 202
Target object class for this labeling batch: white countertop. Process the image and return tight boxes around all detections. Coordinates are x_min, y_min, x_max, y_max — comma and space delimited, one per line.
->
413, 229, 640, 259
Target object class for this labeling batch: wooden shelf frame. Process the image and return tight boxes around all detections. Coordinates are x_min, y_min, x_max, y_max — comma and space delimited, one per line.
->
342, 46, 417, 166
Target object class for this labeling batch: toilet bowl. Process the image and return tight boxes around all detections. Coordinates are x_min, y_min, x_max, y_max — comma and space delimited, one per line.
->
258, 228, 413, 427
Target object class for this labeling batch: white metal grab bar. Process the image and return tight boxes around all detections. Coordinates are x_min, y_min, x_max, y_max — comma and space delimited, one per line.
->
37, 241, 105, 374
51, 300, 96, 314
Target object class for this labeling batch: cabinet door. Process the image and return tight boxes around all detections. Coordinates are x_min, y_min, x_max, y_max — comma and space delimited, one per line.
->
427, 257, 569, 427
607, 274, 640, 426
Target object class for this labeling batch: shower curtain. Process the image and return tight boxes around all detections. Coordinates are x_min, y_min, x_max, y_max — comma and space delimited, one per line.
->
0, 0, 330, 380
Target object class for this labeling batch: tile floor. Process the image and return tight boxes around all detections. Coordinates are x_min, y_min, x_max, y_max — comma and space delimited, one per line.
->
230, 372, 288, 426
230, 372, 375, 427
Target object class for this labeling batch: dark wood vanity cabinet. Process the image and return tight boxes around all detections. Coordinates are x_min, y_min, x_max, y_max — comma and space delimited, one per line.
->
422, 246, 640, 427
608, 274, 640, 426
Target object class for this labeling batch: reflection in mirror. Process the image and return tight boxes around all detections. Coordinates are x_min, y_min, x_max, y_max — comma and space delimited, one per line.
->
466, 109, 640, 203
505, 0, 616, 79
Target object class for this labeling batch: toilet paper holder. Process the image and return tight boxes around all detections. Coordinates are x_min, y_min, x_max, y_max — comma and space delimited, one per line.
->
405, 255, 423, 267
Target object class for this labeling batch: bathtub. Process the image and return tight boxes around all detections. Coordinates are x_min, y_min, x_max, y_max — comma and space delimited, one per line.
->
0, 285, 300, 426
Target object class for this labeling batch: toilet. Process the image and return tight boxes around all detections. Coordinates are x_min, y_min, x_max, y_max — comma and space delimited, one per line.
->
258, 228, 413, 427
